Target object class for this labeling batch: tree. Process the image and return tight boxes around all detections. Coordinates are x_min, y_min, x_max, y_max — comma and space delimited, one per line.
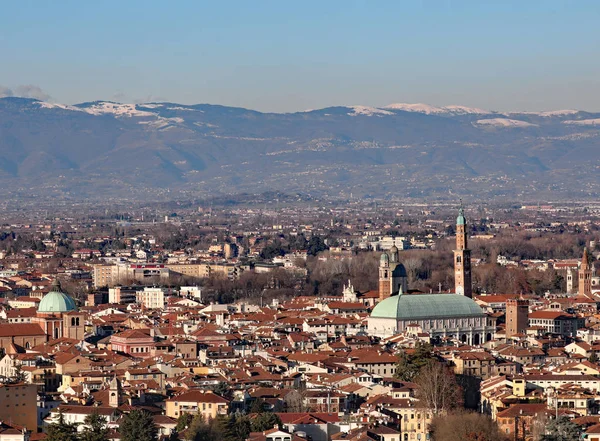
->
119, 410, 158, 441
251, 412, 281, 432
231, 413, 251, 441
415, 361, 462, 416
81, 412, 109, 441
212, 381, 230, 398
307, 236, 328, 256
589, 352, 599, 364
250, 398, 267, 414
45, 409, 79, 441
430, 411, 507, 441
184, 414, 213, 441
211, 415, 235, 441
394, 342, 434, 381
540, 416, 582, 441
11, 364, 27, 383
176, 413, 192, 431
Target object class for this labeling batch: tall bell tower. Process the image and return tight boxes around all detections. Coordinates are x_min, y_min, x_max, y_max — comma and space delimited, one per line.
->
379, 252, 391, 301
454, 204, 472, 298
579, 248, 592, 297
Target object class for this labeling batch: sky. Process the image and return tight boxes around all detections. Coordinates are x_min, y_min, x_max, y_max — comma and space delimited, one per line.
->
1, 0, 600, 112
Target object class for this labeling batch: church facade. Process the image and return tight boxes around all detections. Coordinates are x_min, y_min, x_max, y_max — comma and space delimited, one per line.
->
368, 206, 496, 344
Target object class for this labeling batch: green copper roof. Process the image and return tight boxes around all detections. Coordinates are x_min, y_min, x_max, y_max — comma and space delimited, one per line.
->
456, 207, 466, 226
371, 293, 484, 320
38, 282, 77, 313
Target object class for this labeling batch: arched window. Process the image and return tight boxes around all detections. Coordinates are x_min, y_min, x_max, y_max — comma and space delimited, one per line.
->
456, 256, 461, 263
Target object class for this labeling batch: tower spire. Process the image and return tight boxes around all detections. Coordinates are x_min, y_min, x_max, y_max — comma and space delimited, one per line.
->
454, 202, 472, 298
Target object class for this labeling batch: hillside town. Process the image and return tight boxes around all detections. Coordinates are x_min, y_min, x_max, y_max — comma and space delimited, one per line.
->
0, 203, 600, 441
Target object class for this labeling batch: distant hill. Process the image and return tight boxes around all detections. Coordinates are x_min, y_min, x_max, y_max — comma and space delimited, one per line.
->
1, 97, 599, 202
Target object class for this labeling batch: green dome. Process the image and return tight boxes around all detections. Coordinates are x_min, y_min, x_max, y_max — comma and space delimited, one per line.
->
456, 207, 466, 226
38, 283, 77, 313
371, 293, 483, 320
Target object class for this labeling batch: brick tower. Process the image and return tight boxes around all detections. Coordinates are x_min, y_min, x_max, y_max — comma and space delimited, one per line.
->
506, 298, 529, 338
454, 204, 472, 298
579, 248, 593, 297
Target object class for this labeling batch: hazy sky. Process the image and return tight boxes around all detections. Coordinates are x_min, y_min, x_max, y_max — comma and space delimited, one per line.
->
2, 0, 600, 112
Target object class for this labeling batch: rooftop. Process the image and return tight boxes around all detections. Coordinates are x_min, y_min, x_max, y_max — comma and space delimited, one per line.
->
371, 293, 485, 320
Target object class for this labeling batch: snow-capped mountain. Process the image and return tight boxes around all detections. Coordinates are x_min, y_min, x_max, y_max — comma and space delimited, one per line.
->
563, 118, 600, 126
474, 118, 537, 128
74, 101, 156, 117
383, 103, 492, 115
0, 96, 599, 202
347, 106, 395, 117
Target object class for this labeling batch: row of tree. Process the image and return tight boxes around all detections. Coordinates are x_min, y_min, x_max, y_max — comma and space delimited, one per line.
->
45, 405, 284, 441
179, 411, 281, 441
45, 409, 158, 441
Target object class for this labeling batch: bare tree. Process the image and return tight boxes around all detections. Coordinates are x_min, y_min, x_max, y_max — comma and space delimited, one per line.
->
530, 411, 549, 441
429, 411, 507, 441
403, 256, 423, 285
415, 361, 462, 416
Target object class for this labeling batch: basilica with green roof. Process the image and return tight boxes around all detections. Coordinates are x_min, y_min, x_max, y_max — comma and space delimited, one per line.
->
368, 207, 496, 345
31, 279, 85, 341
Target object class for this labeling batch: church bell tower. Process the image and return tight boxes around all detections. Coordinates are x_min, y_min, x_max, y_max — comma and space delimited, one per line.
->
379, 252, 391, 301
579, 248, 593, 297
454, 204, 472, 298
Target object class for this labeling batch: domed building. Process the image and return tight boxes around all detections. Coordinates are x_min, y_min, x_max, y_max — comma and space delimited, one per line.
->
368, 206, 496, 344
368, 292, 495, 344
37, 289, 77, 314
31, 280, 85, 340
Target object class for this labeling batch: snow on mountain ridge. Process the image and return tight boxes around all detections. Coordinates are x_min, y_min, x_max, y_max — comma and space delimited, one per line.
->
3, 97, 592, 118
36, 101, 85, 112
79, 102, 156, 117
474, 118, 537, 128
383, 103, 491, 115
505, 109, 580, 117
563, 118, 600, 126
347, 106, 394, 116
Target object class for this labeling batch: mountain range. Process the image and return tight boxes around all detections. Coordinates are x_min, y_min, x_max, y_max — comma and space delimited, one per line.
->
1, 97, 599, 203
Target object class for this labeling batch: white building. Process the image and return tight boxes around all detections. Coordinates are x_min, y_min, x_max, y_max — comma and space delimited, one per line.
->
180, 286, 202, 301
136, 287, 165, 309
